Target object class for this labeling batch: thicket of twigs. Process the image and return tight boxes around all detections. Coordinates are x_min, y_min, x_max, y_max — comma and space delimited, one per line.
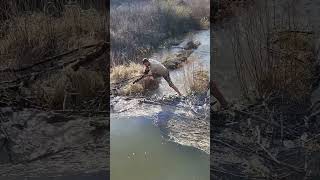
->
0, 1, 109, 111
211, 93, 320, 178
211, 0, 320, 178
110, 0, 209, 65
230, 0, 318, 103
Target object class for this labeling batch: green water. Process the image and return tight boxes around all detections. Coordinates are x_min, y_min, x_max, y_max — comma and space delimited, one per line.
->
110, 115, 210, 180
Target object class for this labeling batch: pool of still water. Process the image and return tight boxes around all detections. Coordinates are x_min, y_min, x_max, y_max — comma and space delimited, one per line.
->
110, 115, 210, 180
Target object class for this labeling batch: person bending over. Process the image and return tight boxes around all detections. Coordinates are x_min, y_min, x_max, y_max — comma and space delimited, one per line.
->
134, 58, 182, 96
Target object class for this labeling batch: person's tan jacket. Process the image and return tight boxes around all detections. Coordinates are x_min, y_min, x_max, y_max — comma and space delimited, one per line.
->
146, 59, 169, 76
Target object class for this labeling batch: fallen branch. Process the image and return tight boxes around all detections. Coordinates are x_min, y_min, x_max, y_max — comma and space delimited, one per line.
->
212, 138, 249, 154
0, 42, 108, 88
235, 109, 281, 128
305, 133, 320, 143
70, 42, 108, 71
258, 142, 305, 174
25, 148, 68, 163
211, 167, 248, 178
308, 109, 320, 119
52, 110, 109, 115
0, 42, 107, 73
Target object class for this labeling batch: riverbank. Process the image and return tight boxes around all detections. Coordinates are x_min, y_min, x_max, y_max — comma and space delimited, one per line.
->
0, 1, 110, 178
110, 93, 210, 179
110, 37, 208, 96
110, 0, 209, 65
0, 2, 108, 110
0, 107, 109, 178
110, 29, 211, 155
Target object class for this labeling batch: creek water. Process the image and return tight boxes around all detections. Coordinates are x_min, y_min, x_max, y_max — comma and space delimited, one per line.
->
152, 30, 210, 97
111, 115, 209, 180
111, 30, 210, 180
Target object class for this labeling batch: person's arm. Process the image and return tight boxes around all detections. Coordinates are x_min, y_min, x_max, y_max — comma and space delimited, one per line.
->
133, 66, 150, 84
143, 65, 150, 75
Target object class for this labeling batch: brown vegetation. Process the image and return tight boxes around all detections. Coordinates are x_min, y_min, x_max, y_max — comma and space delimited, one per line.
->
32, 67, 105, 109
212, 0, 255, 23
257, 31, 314, 102
230, 1, 316, 103
110, 0, 210, 96
110, 0, 209, 65
189, 70, 209, 94
0, 1, 108, 110
0, 5, 107, 69
110, 63, 144, 95
110, 62, 160, 96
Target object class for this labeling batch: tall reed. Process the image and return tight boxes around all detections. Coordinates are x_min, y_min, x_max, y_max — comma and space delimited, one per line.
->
229, 0, 316, 102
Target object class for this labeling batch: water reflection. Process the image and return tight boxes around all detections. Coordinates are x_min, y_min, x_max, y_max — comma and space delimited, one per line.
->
111, 116, 210, 180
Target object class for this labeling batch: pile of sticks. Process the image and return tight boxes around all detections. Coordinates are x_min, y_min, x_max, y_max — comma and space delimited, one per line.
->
211, 93, 320, 179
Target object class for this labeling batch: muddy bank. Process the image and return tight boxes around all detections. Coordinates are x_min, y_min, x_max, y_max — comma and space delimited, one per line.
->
0, 39, 109, 178
0, 107, 109, 178
111, 94, 210, 154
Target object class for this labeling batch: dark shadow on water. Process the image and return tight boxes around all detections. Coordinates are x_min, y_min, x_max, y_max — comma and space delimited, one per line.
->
152, 98, 181, 138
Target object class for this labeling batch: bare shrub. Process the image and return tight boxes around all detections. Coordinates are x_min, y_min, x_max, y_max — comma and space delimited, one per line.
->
110, 62, 145, 95
230, 0, 315, 103
0, 3, 106, 69
110, 0, 208, 65
182, 63, 209, 94
110, 63, 144, 84
33, 67, 105, 109
110, 62, 161, 95
189, 70, 209, 94
0, 1, 108, 109
184, 0, 210, 19
122, 83, 144, 96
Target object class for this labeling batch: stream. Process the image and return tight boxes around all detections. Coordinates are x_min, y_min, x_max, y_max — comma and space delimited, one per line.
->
111, 30, 210, 180
152, 30, 210, 96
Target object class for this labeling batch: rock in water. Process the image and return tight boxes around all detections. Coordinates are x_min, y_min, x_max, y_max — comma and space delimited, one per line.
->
183, 40, 201, 50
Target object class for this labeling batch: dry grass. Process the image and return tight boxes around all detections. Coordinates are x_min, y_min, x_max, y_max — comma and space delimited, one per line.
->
110, 62, 161, 96
189, 70, 209, 94
32, 67, 105, 109
110, 0, 209, 65
0, 4, 107, 69
110, 63, 145, 96
199, 17, 210, 29
122, 77, 160, 96
185, 0, 210, 19
122, 83, 144, 96
257, 31, 314, 101
182, 63, 209, 94
230, 1, 315, 103
0, 1, 108, 109
110, 63, 144, 83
